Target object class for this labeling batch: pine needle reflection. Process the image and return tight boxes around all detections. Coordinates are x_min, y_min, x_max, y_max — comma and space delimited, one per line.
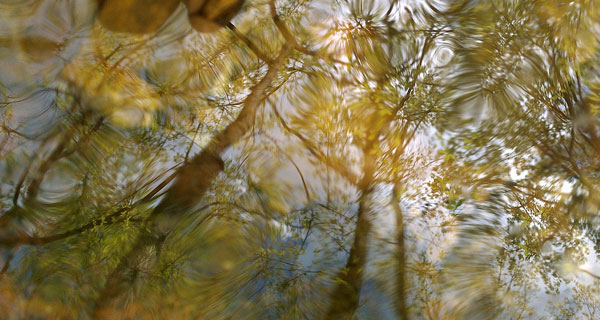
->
1, 0, 600, 319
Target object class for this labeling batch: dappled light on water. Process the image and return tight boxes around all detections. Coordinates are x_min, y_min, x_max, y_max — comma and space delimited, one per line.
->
1, 0, 600, 319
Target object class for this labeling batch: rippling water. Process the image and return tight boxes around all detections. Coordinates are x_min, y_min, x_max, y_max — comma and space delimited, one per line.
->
1, 0, 600, 319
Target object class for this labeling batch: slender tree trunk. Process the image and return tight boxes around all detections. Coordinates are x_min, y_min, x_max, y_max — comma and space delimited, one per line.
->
93, 45, 291, 318
392, 184, 408, 320
324, 148, 376, 320
324, 192, 372, 320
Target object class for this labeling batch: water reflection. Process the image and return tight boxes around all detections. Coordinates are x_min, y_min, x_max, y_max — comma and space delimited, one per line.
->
1, 0, 600, 319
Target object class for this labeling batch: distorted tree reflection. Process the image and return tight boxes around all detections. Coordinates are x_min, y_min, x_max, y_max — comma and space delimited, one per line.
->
1, 0, 600, 319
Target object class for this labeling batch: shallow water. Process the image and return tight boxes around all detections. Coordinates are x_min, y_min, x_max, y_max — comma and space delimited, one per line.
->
1, 0, 599, 319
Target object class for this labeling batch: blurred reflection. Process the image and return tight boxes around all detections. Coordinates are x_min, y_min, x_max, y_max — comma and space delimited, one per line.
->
1, 0, 600, 319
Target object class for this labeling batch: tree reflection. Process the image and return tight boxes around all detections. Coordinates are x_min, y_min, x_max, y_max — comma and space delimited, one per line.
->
1, 0, 600, 319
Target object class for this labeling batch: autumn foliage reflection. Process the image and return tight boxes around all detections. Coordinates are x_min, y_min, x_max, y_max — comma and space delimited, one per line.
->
1, 0, 600, 319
